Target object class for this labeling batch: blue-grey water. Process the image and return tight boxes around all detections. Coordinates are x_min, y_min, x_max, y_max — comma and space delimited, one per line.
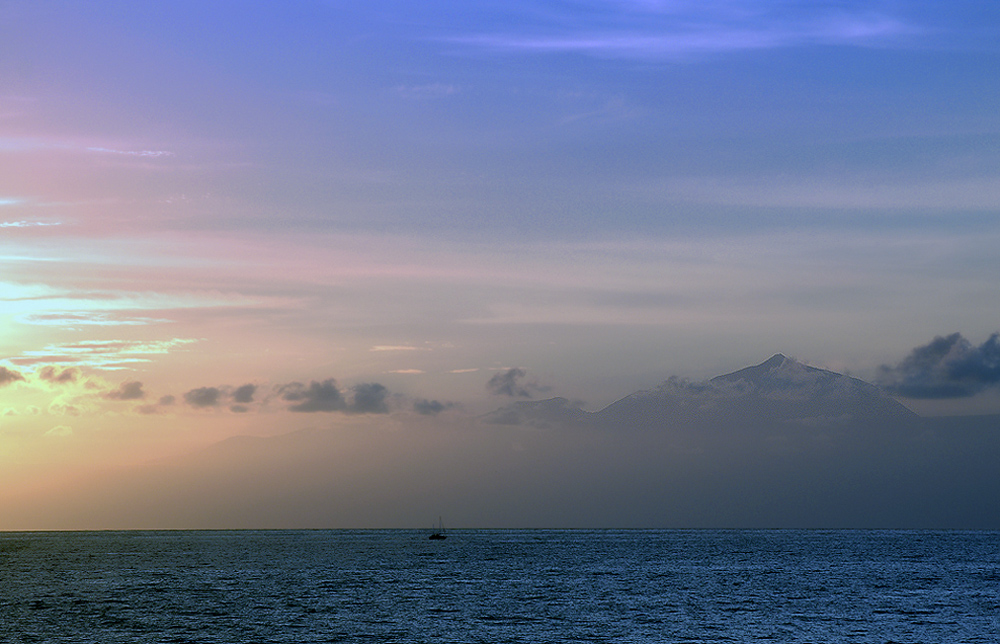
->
2, 529, 998, 643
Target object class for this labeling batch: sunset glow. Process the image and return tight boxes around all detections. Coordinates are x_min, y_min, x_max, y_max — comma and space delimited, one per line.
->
2, 0, 999, 529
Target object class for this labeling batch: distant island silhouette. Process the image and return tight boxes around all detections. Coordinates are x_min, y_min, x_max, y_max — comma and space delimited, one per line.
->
482, 353, 924, 430
6, 353, 998, 530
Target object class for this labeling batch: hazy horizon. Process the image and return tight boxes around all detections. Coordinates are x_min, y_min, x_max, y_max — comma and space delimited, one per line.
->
2, 0, 999, 529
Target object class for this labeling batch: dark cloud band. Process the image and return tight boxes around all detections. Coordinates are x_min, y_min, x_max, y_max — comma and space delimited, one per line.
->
878, 332, 1000, 399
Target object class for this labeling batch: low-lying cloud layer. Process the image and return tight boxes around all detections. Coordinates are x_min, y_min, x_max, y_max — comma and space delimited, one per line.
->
7, 332, 999, 431
279, 380, 390, 414
413, 399, 456, 415
184, 387, 224, 408
106, 381, 145, 401
0, 360, 462, 422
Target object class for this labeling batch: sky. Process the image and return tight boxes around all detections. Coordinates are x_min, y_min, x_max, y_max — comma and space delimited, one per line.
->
1, 0, 999, 528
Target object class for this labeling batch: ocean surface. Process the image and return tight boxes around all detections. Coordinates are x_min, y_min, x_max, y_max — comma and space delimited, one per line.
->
2, 529, 998, 643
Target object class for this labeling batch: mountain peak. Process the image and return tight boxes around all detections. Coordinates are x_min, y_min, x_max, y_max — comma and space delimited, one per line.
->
594, 354, 918, 429
709, 353, 816, 389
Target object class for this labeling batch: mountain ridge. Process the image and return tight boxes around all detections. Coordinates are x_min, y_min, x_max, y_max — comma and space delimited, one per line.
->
487, 354, 920, 430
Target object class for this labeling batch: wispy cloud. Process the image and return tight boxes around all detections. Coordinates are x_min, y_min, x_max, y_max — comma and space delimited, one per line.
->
86, 147, 174, 158
18, 312, 172, 327
1, 136, 173, 158
14, 339, 198, 370
645, 174, 1000, 211
3, 288, 261, 329
448, 1, 920, 60
393, 83, 459, 99
1, 221, 61, 228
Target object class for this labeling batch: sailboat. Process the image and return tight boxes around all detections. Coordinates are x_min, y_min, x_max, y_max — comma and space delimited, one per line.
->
428, 516, 447, 540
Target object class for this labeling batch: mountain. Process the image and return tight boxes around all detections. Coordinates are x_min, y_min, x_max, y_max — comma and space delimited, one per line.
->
464, 355, 1000, 528
708, 353, 916, 419
491, 354, 918, 431
600, 352, 915, 429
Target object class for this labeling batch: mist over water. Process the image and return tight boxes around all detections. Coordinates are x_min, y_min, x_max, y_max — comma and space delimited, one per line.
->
4, 355, 997, 532
3, 530, 999, 643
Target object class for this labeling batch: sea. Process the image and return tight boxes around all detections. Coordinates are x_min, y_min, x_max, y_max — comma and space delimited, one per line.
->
2, 529, 998, 643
